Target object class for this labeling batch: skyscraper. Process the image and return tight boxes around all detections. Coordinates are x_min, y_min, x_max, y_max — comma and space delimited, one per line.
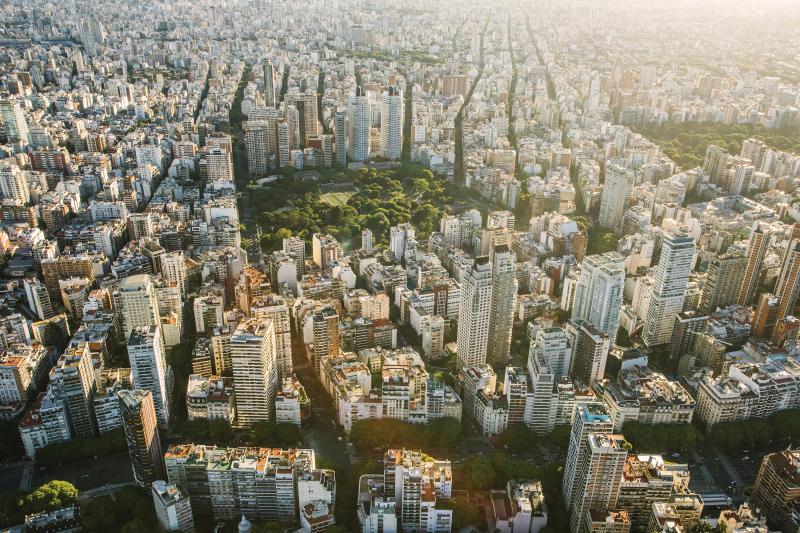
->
128, 325, 172, 427
598, 161, 635, 232
24, 278, 54, 320
774, 239, 800, 330
738, 222, 769, 307
380, 87, 403, 160
116, 274, 161, 340
569, 433, 628, 533
311, 306, 340, 374
263, 60, 276, 107
699, 251, 746, 314
334, 109, 347, 166
642, 233, 695, 347
244, 121, 272, 175
456, 257, 493, 367
48, 344, 96, 437
562, 402, 613, 513
119, 389, 165, 488
0, 98, 29, 144
348, 90, 370, 162
486, 245, 517, 365
231, 316, 278, 427
571, 252, 625, 341
568, 320, 611, 387
669, 311, 708, 375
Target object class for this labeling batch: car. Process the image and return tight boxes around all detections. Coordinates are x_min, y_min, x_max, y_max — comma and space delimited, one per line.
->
742, 456, 749, 461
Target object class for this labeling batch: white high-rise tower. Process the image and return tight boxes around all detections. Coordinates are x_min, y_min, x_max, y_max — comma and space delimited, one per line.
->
571, 252, 625, 341
0, 99, 29, 145
348, 90, 370, 162
231, 316, 278, 427
380, 87, 403, 160
598, 161, 635, 231
127, 324, 171, 426
456, 257, 493, 367
642, 232, 696, 347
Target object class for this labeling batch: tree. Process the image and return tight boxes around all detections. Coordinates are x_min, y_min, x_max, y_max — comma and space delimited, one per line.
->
0, 491, 24, 528
463, 456, 496, 491
22, 481, 77, 515
495, 423, 537, 452
450, 497, 479, 530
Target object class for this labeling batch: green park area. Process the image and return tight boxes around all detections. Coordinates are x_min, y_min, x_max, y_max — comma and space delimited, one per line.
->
638, 122, 800, 170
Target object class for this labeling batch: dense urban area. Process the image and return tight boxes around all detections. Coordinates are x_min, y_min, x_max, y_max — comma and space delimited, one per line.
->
2, 0, 800, 532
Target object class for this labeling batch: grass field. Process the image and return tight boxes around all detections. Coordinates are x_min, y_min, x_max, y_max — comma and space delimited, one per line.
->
320, 190, 356, 207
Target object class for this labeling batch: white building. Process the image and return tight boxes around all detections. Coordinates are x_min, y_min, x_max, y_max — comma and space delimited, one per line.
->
348, 91, 371, 162
642, 233, 696, 347
571, 252, 625, 341
380, 87, 403, 160
231, 316, 278, 427
275, 375, 308, 426
456, 257, 493, 367
598, 161, 635, 231
152, 480, 195, 533
128, 324, 172, 426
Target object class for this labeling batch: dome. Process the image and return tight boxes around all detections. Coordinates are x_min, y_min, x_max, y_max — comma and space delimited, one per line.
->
238, 515, 252, 533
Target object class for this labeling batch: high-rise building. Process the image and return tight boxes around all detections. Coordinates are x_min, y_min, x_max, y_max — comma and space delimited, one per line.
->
334, 109, 347, 166
699, 252, 746, 314
380, 87, 403, 160
0, 98, 29, 144
311, 233, 341, 273
119, 389, 165, 488
669, 311, 708, 375
487, 245, 517, 365
568, 321, 611, 387
361, 229, 374, 253
48, 344, 96, 437
642, 233, 695, 347
115, 274, 161, 340
389, 223, 415, 262
263, 60, 276, 107
383, 449, 453, 533
160, 251, 187, 296
563, 403, 614, 513
24, 278, 54, 321
773, 239, 800, 333
231, 316, 278, 427
0, 163, 30, 204
251, 295, 293, 377
750, 449, 800, 533
286, 90, 319, 143
571, 252, 625, 341
598, 162, 635, 232
569, 433, 628, 533
128, 325, 171, 427
738, 222, 769, 306
456, 257, 493, 367
348, 90, 370, 162
164, 445, 327, 522
152, 480, 195, 533
311, 306, 340, 374
282, 236, 306, 278
206, 147, 234, 182
244, 121, 272, 175
276, 120, 290, 167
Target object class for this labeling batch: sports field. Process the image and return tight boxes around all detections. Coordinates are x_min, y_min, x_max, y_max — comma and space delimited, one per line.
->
320, 190, 356, 207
